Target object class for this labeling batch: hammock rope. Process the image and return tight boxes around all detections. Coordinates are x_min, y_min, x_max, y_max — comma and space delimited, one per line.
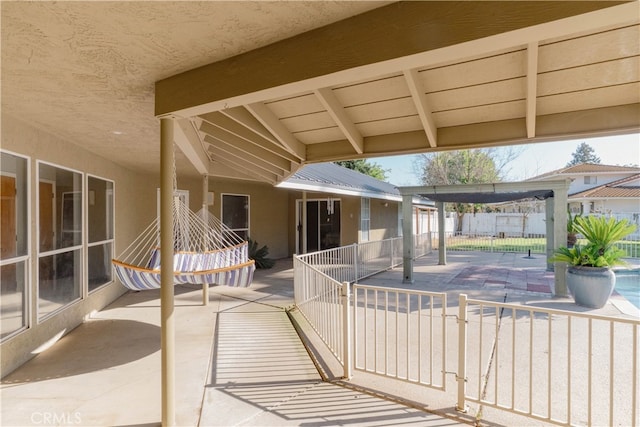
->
112, 193, 255, 291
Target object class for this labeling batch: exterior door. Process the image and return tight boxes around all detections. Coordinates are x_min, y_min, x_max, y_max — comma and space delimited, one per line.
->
297, 199, 341, 253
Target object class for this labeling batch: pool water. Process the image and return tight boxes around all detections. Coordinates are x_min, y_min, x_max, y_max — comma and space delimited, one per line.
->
615, 272, 640, 309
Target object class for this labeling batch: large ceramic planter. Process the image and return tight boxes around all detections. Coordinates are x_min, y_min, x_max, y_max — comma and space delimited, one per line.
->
566, 266, 616, 309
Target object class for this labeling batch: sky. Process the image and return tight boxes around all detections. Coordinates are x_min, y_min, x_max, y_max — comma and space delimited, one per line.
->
370, 133, 640, 186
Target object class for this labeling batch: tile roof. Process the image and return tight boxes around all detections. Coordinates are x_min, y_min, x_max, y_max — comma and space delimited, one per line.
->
570, 173, 640, 199
528, 163, 640, 180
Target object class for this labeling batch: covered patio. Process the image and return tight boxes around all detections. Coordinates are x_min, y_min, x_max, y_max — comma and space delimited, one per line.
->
3, 2, 639, 425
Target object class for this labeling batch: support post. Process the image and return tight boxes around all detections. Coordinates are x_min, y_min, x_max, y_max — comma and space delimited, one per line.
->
457, 293, 468, 413
160, 117, 175, 427
342, 281, 352, 379
437, 202, 446, 265
201, 174, 209, 306
353, 243, 359, 282
302, 191, 308, 254
545, 196, 554, 272
402, 194, 414, 283
553, 186, 569, 297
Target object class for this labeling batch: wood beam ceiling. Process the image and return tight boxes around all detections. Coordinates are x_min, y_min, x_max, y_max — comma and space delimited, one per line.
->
158, 2, 638, 184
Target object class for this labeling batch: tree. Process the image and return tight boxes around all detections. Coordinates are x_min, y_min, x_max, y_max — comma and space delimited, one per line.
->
334, 159, 388, 181
566, 142, 601, 167
413, 149, 516, 232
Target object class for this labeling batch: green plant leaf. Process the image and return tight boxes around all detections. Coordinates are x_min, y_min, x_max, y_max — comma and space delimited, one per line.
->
551, 215, 636, 268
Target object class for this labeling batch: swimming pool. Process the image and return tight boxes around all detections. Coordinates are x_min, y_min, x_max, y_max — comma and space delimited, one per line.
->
615, 272, 640, 309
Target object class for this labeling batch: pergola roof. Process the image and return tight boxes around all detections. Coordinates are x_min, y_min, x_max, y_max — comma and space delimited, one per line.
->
3, 2, 639, 183
398, 180, 571, 204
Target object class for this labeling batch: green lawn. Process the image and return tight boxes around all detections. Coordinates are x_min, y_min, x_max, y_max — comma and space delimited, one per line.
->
444, 236, 640, 258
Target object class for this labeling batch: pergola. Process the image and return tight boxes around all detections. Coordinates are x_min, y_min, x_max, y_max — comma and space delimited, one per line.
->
399, 180, 572, 294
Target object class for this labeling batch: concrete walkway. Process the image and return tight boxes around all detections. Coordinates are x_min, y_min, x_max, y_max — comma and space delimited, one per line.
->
1, 260, 461, 427
361, 251, 639, 318
352, 251, 639, 427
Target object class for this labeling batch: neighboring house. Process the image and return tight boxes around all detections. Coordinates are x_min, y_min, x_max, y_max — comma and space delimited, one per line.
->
496, 163, 640, 214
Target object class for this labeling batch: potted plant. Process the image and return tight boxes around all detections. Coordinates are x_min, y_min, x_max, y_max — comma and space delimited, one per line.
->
566, 209, 581, 248
551, 215, 636, 308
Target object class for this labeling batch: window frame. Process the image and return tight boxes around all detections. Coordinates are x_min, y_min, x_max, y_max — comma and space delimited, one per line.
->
36, 160, 84, 322
221, 193, 250, 240
86, 174, 115, 294
361, 197, 370, 242
0, 150, 31, 342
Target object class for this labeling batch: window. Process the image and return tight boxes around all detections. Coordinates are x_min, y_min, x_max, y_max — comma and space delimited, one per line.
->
37, 162, 83, 320
361, 198, 370, 242
87, 176, 114, 292
584, 176, 597, 185
222, 194, 249, 241
1, 151, 29, 341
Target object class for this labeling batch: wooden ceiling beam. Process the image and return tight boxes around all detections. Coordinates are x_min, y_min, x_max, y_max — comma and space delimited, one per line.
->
173, 118, 210, 175
208, 159, 265, 182
437, 103, 640, 148
403, 68, 438, 148
314, 87, 363, 154
220, 106, 281, 146
199, 121, 293, 172
199, 112, 300, 164
306, 103, 640, 162
156, 2, 630, 117
204, 134, 289, 177
208, 151, 277, 184
245, 102, 306, 160
526, 41, 539, 138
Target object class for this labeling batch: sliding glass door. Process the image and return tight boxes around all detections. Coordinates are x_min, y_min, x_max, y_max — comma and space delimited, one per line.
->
297, 199, 341, 253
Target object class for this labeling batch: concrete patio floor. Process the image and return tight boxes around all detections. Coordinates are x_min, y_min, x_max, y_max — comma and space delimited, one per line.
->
1, 251, 637, 426
0, 258, 462, 427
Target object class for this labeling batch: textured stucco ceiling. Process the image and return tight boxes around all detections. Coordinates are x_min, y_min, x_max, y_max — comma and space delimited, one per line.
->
1, 1, 390, 175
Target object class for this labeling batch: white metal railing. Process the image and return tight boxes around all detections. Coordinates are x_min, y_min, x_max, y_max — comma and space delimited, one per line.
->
353, 284, 447, 390
296, 233, 432, 285
435, 231, 640, 258
295, 245, 357, 285
293, 256, 346, 369
413, 232, 432, 258
292, 235, 432, 377
615, 233, 640, 259
458, 294, 639, 426
435, 231, 547, 254
293, 241, 639, 426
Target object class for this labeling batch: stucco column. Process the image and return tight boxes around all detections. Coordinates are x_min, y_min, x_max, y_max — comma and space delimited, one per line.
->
202, 175, 209, 306
437, 202, 446, 265
402, 193, 414, 283
582, 201, 590, 214
553, 187, 569, 297
545, 196, 554, 272
160, 117, 176, 426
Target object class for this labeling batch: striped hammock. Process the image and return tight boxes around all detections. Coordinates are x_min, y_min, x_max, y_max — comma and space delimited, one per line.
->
112, 195, 255, 291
